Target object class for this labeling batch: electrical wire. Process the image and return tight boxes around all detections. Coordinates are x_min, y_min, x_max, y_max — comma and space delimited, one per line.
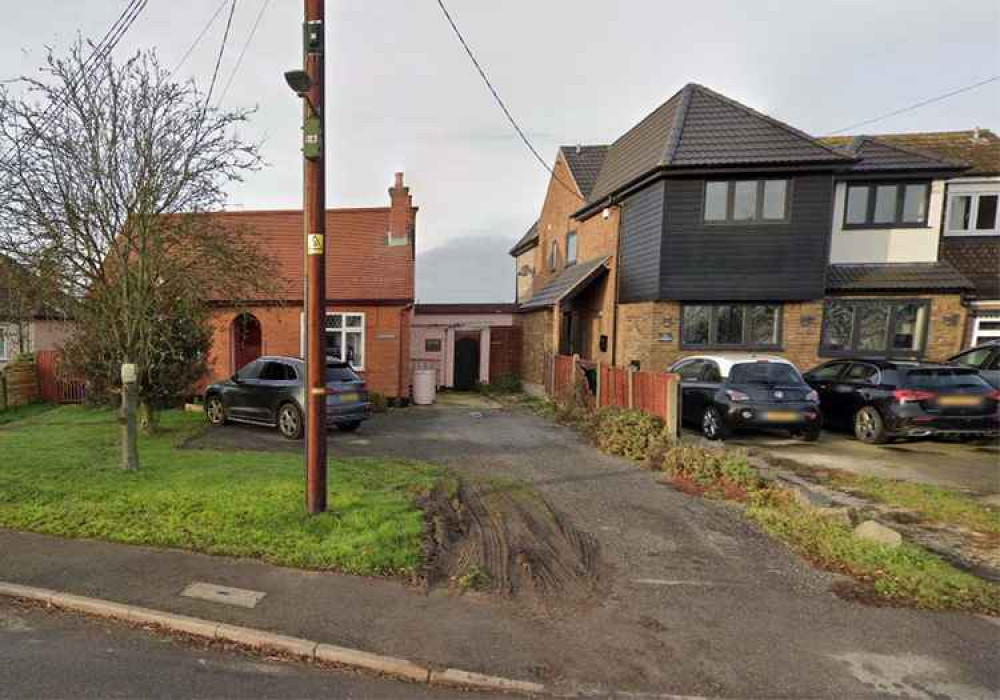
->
217, 0, 271, 105
170, 0, 231, 77
829, 75, 1000, 134
202, 0, 237, 112
433, 0, 581, 199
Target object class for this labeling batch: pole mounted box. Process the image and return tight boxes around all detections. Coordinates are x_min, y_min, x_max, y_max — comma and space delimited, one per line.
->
303, 117, 322, 160
304, 20, 324, 54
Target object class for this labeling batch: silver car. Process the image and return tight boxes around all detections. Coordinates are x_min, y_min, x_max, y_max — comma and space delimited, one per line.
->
204, 356, 372, 440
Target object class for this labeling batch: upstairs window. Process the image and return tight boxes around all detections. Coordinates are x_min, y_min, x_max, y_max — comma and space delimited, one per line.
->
843, 182, 929, 228
703, 180, 789, 223
946, 190, 999, 236
565, 231, 578, 266
548, 241, 558, 271
681, 303, 782, 349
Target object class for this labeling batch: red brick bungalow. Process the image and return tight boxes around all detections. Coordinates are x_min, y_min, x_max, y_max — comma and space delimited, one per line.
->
204, 173, 416, 400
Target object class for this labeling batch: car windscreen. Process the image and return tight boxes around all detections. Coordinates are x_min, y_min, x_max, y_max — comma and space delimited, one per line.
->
326, 365, 360, 382
730, 362, 802, 385
904, 368, 991, 390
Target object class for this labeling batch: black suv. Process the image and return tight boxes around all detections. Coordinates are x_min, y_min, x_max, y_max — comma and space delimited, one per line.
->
804, 359, 1000, 444
669, 354, 822, 441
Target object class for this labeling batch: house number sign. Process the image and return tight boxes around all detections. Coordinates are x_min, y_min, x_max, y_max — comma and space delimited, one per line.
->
307, 234, 324, 256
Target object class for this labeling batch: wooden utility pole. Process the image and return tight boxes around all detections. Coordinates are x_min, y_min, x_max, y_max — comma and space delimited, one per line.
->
303, 0, 327, 513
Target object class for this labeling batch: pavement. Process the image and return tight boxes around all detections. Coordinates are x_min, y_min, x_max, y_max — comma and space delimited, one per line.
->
723, 428, 999, 495
5, 399, 1000, 698
0, 598, 479, 699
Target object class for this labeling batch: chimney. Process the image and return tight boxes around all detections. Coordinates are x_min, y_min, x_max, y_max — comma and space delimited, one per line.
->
387, 172, 413, 247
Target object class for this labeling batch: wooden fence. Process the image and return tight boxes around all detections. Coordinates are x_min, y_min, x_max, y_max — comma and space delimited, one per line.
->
36, 350, 87, 404
547, 353, 680, 438
1, 359, 39, 409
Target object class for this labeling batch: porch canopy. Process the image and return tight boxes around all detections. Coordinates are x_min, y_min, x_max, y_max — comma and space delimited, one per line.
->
519, 256, 610, 311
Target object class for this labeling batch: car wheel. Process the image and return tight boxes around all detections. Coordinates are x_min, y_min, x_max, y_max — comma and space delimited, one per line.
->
205, 395, 227, 426
701, 406, 729, 441
277, 403, 304, 440
854, 406, 888, 444
336, 421, 361, 432
792, 428, 820, 442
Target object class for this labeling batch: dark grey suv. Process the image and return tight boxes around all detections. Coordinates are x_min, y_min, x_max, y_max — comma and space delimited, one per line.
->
204, 356, 372, 440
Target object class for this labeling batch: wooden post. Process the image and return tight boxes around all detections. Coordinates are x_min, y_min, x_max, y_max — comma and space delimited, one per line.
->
627, 367, 634, 409
595, 362, 602, 409
665, 375, 679, 441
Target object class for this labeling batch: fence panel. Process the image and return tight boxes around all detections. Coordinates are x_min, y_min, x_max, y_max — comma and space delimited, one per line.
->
36, 350, 87, 404
552, 354, 575, 399
599, 364, 628, 409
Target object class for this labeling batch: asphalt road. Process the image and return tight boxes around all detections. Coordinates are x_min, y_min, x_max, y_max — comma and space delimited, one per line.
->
183, 400, 1000, 697
0, 599, 486, 700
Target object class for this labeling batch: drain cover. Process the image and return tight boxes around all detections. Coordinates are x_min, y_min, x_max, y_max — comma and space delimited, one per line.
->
180, 582, 266, 609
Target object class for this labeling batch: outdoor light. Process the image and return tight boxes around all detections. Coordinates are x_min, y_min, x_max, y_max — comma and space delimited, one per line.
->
284, 70, 312, 96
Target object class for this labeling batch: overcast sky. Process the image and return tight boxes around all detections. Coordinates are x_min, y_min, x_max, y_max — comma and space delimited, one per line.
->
2, 1, 998, 302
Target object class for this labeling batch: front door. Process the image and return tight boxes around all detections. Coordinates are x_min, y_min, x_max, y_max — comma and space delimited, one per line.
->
232, 313, 262, 373
454, 337, 480, 390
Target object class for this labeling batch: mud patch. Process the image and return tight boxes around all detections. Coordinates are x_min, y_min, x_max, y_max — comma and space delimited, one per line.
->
418, 480, 601, 602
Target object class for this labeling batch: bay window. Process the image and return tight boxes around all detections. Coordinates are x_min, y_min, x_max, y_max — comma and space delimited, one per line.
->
325, 312, 365, 369
843, 182, 929, 227
682, 303, 782, 349
821, 299, 929, 358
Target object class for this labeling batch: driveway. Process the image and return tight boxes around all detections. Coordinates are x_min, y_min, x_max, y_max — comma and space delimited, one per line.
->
719, 429, 1000, 496
187, 399, 1000, 698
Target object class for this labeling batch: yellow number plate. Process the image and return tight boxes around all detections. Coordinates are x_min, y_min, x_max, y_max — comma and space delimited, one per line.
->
338, 392, 359, 403
939, 395, 982, 407
764, 411, 799, 422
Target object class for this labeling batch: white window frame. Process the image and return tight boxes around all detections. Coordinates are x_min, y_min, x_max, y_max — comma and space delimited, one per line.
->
945, 184, 1000, 237
324, 312, 366, 370
972, 315, 1000, 346
0, 325, 9, 362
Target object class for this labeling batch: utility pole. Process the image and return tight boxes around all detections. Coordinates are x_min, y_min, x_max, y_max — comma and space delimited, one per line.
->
300, 0, 327, 513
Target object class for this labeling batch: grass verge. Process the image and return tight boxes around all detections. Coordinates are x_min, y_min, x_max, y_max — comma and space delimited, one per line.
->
0, 402, 57, 425
0, 406, 456, 576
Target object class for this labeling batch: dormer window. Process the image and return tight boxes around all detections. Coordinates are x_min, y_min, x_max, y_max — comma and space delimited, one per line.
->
844, 182, 929, 228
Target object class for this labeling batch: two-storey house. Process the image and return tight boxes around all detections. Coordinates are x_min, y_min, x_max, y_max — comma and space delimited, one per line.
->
512, 84, 981, 390
204, 173, 417, 400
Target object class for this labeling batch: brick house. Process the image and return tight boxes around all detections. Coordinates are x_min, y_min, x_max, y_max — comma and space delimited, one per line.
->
512, 83, 985, 389
204, 173, 416, 399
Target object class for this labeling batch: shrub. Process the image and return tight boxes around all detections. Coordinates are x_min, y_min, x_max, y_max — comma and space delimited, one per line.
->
478, 373, 522, 395
369, 392, 389, 413
587, 407, 672, 461
655, 445, 763, 498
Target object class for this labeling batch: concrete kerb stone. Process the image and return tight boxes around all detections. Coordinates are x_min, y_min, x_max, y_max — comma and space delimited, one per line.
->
0, 581, 548, 695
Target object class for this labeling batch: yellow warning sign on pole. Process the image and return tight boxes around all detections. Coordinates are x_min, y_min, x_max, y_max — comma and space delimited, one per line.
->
306, 234, 324, 256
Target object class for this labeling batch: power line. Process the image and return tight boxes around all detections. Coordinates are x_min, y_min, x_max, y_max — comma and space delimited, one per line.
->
217, 0, 271, 105
170, 0, 231, 77
202, 0, 237, 112
433, 0, 582, 200
829, 75, 1000, 134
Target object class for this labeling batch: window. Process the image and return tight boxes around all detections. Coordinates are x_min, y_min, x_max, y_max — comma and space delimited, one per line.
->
843, 182, 930, 227
730, 362, 801, 385
326, 363, 361, 382
675, 360, 707, 381
703, 179, 789, 223
325, 312, 365, 369
681, 303, 782, 349
946, 189, 999, 236
820, 299, 929, 357
565, 231, 578, 266
843, 363, 880, 385
548, 241, 558, 271
972, 316, 1000, 346
809, 362, 847, 381
953, 347, 993, 369
0, 326, 8, 361
236, 360, 262, 380
260, 361, 296, 381
424, 338, 442, 353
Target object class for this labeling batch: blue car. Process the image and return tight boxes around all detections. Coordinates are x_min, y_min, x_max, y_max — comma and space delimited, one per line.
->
204, 356, 371, 440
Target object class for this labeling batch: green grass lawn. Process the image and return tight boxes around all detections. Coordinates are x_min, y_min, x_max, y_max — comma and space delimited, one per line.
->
0, 406, 455, 576
0, 402, 57, 425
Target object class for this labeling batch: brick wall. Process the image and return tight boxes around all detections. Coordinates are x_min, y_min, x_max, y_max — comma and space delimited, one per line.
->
518, 309, 553, 385
488, 325, 522, 380
614, 293, 966, 373
206, 303, 411, 398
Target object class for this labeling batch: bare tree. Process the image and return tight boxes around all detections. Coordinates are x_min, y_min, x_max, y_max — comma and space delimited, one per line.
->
0, 41, 273, 469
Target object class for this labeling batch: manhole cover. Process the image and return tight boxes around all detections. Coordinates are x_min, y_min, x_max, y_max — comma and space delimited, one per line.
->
180, 582, 266, 609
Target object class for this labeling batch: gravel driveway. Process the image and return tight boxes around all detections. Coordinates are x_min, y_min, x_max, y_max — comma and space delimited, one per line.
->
187, 400, 1000, 697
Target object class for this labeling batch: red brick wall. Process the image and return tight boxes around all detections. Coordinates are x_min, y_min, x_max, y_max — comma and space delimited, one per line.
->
206, 303, 411, 398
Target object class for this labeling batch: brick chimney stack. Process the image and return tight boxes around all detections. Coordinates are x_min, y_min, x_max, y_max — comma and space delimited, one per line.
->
387, 172, 413, 247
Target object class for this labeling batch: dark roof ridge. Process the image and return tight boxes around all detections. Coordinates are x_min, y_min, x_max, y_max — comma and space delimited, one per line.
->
662, 84, 694, 165
687, 83, 853, 161
606, 83, 688, 150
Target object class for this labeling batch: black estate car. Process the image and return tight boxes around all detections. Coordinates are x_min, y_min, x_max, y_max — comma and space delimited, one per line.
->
804, 359, 1000, 444
204, 356, 372, 440
669, 354, 822, 441
948, 341, 1000, 388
